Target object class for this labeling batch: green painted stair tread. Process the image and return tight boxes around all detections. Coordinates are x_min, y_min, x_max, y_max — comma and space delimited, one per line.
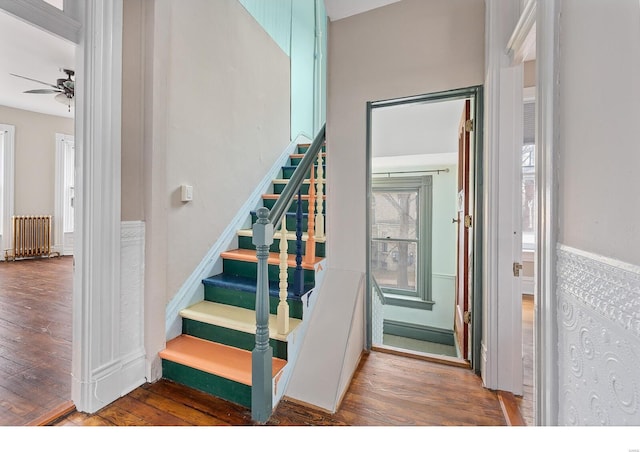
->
180, 300, 301, 342
236, 228, 326, 244
160, 334, 286, 387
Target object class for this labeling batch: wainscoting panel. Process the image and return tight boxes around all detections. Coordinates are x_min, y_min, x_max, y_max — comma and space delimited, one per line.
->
557, 244, 640, 425
117, 221, 146, 394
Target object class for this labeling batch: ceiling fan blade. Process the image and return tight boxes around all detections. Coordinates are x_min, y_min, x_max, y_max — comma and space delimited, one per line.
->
24, 89, 62, 94
10, 73, 59, 89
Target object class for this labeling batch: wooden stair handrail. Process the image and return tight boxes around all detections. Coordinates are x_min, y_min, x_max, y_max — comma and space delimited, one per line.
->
268, 124, 326, 229
251, 124, 326, 424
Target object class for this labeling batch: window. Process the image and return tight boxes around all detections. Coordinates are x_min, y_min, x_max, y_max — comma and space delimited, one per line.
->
62, 137, 75, 233
522, 101, 535, 250
0, 130, 4, 238
371, 176, 432, 300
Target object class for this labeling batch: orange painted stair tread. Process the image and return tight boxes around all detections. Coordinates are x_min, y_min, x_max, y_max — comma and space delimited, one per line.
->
261, 194, 326, 200
221, 248, 323, 268
160, 335, 286, 386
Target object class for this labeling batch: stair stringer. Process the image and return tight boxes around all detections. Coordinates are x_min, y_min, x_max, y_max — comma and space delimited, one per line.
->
283, 267, 365, 413
164, 134, 311, 340
271, 259, 327, 407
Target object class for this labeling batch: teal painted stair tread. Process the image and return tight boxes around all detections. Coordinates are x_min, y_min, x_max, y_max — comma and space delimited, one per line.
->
202, 273, 314, 303
180, 300, 301, 343
235, 227, 326, 244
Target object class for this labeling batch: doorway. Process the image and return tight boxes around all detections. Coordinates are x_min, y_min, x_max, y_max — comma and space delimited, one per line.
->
0, 6, 76, 424
366, 87, 483, 368
55, 133, 75, 256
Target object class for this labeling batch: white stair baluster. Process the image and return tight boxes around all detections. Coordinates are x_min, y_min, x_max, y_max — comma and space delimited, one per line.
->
277, 219, 290, 335
315, 151, 325, 239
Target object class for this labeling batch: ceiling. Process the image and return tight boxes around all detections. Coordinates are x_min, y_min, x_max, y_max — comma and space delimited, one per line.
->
372, 99, 466, 171
0, 0, 529, 120
0, 6, 75, 119
324, 0, 402, 21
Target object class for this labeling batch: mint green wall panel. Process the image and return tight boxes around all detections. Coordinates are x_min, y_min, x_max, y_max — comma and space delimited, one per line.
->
290, 0, 315, 139
238, 0, 292, 56
238, 0, 327, 140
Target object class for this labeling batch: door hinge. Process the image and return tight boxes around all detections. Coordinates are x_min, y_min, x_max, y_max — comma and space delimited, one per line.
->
463, 310, 471, 324
464, 214, 472, 228
465, 119, 474, 132
513, 262, 523, 277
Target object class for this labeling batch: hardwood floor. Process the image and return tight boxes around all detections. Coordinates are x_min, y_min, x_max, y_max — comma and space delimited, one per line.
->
0, 256, 73, 425
50, 351, 506, 426
517, 294, 535, 425
1, 255, 510, 427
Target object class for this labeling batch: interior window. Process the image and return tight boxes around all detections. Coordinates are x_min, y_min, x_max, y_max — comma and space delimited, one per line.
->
371, 176, 432, 300
522, 101, 535, 251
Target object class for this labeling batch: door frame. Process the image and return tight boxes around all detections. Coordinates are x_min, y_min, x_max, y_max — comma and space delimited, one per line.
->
491, 0, 560, 425
365, 86, 484, 372
0, 0, 126, 413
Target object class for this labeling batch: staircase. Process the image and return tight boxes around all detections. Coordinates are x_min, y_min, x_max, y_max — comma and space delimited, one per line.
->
160, 138, 326, 414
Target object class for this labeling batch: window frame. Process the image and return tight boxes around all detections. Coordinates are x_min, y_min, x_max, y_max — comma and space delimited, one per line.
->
371, 175, 433, 302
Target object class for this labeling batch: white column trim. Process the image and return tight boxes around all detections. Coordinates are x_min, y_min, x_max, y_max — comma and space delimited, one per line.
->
71, 0, 125, 413
535, 0, 560, 426
0, 124, 15, 255
506, 0, 536, 65
482, 0, 524, 395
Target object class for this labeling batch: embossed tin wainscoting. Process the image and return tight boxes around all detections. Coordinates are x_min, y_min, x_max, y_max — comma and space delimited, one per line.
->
557, 245, 640, 425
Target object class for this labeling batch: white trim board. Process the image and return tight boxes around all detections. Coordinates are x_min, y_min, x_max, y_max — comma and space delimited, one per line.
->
165, 133, 312, 340
71, 0, 128, 413
0, 124, 15, 255
535, 0, 560, 426
483, 0, 525, 396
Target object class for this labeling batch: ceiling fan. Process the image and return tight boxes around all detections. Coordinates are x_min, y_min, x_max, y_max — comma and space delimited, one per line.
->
10, 68, 75, 112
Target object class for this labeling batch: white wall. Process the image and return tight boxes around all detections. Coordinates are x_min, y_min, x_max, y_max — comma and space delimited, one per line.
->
0, 105, 73, 216
325, 0, 484, 363
159, 0, 291, 301
138, 0, 291, 378
121, 0, 145, 222
558, 1, 640, 267
557, 0, 640, 425
327, 0, 484, 272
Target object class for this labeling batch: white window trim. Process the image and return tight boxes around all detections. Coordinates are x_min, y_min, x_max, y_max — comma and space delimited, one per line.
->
371, 175, 433, 302
0, 124, 15, 255
54, 133, 74, 255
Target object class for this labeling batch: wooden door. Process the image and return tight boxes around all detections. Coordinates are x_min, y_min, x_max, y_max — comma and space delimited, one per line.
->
455, 99, 471, 360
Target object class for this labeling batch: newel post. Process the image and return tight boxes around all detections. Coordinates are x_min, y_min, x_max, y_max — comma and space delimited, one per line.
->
252, 207, 273, 423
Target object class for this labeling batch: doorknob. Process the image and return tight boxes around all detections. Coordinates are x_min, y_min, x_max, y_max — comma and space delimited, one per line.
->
452, 218, 460, 223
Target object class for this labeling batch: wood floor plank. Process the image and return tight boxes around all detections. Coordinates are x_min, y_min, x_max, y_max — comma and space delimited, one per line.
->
144, 380, 252, 425
4, 256, 513, 427
108, 389, 194, 426
128, 385, 231, 426
0, 256, 73, 426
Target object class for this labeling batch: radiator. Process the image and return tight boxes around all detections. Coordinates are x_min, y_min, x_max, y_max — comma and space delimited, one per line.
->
4, 216, 60, 261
